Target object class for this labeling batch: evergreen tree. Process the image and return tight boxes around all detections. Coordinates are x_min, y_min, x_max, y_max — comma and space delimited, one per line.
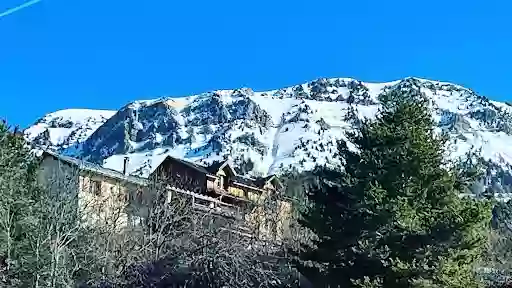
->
483, 201, 512, 283
294, 90, 492, 287
0, 121, 43, 286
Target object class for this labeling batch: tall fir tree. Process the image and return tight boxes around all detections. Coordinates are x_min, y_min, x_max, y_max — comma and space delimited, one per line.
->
294, 90, 492, 287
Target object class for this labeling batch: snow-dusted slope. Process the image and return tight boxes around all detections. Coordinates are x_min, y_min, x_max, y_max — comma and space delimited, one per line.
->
24, 109, 116, 151
25, 77, 512, 196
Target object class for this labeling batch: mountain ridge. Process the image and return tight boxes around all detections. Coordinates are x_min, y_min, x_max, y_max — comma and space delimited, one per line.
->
24, 77, 512, 198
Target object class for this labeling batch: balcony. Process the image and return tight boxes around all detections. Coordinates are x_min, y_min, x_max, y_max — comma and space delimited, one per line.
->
166, 185, 245, 220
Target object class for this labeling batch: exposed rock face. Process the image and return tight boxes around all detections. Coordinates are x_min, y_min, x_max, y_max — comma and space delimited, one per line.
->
228, 97, 273, 130
79, 101, 183, 163
184, 93, 230, 127
24, 109, 115, 152
25, 77, 512, 198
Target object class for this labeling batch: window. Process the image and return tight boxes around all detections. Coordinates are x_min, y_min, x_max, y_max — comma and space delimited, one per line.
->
219, 176, 224, 188
90, 180, 102, 196
136, 189, 144, 204
114, 187, 128, 203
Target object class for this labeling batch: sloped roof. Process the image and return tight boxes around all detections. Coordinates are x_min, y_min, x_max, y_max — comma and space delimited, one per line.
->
205, 160, 236, 176
41, 151, 148, 186
234, 175, 280, 189
205, 161, 224, 174
156, 157, 271, 190
42, 151, 276, 191
253, 175, 274, 188
158, 155, 211, 175
233, 175, 257, 187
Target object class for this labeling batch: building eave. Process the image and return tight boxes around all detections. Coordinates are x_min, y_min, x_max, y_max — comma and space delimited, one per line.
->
40, 150, 148, 186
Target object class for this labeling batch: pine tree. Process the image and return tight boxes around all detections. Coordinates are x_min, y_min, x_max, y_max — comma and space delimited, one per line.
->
294, 90, 492, 287
482, 201, 512, 285
0, 121, 43, 286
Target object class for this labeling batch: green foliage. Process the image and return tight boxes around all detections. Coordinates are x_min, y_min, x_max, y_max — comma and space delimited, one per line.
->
0, 121, 44, 286
480, 201, 512, 285
294, 90, 492, 287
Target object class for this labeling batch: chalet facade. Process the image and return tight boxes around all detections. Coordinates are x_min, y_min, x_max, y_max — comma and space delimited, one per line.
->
152, 156, 284, 204
150, 156, 290, 240
37, 151, 291, 241
37, 151, 146, 230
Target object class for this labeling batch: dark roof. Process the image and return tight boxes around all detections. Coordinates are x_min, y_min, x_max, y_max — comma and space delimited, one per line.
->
233, 175, 257, 187
262, 175, 276, 182
253, 178, 265, 188
41, 151, 147, 185
157, 157, 238, 177
203, 161, 266, 190
231, 175, 280, 190
161, 156, 210, 175
253, 175, 276, 188
205, 161, 224, 174
205, 160, 237, 177
40, 151, 278, 191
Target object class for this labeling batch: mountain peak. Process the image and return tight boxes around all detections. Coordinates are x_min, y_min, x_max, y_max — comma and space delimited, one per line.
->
24, 77, 512, 198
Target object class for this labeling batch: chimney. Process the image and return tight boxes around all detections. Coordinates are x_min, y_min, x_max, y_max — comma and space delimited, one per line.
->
123, 157, 129, 175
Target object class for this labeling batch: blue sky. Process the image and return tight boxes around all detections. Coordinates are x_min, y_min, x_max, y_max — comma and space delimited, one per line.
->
0, 0, 511, 128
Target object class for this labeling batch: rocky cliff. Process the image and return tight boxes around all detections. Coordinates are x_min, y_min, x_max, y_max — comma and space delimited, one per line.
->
24, 77, 512, 199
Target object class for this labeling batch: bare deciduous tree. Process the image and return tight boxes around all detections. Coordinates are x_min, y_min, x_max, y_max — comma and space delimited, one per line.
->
2, 141, 310, 287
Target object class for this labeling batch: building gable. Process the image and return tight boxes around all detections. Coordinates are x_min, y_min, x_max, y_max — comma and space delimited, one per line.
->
152, 156, 210, 177
206, 160, 236, 178
149, 156, 208, 194
264, 175, 284, 191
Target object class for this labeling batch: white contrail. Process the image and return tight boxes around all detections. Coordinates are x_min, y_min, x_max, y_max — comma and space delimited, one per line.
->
0, 0, 42, 19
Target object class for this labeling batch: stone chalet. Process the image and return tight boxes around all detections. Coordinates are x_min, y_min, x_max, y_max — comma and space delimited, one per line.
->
37, 151, 291, 239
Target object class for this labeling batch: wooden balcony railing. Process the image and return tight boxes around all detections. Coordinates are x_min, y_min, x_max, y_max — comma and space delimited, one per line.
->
166, 185, 244, 219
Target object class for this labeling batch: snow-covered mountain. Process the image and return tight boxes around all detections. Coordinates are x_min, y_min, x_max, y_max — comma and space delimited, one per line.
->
24, 109, 116, 152
24, 77, 512, 196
